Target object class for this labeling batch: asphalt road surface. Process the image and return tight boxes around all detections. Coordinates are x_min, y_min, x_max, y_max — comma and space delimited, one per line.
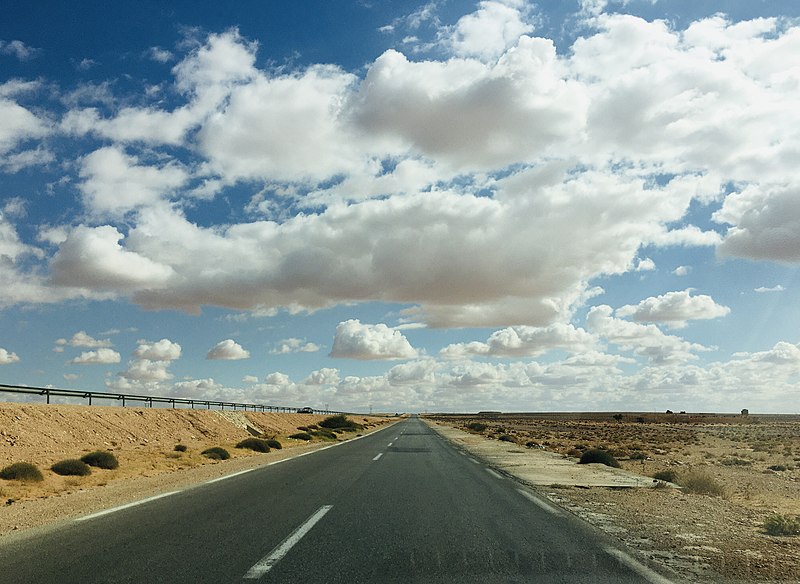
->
0, 416, 675, 583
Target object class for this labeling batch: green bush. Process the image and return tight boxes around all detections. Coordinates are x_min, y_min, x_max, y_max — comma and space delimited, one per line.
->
466, 422, 487, 432
680, 471, 725, 496
174, 444, 187, 452
236, 438, 270, 453
0, 462, 43, 482
51, 459, 92, 476
311, 429, 337, 441
319, 414, 361, 431
265, 439, 282, 450
652, 470, 678, 483
578, 449, 620, 468
764, 514, 800, 536
289, 432, 312, 441
201, 447, 230, 460
768, 464, 788, 471
629, 451, 647, 460
296, 426, 309, 431
498, 434, 516, 443
80, 450, 119, 470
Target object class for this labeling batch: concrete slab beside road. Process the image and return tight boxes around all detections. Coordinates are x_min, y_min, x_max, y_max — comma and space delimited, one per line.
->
428, 420, 661, 488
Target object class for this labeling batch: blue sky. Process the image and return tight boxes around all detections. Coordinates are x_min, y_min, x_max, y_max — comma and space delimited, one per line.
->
1, 0, 799, 413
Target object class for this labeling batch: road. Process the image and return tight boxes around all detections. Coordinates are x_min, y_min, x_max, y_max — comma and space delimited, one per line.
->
0, 416, 673, 583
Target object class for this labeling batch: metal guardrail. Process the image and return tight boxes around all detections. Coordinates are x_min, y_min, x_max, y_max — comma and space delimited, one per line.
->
0, 383, 343, 415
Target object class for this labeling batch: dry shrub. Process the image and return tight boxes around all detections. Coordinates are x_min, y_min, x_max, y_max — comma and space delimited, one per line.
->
681, 470, 725, 496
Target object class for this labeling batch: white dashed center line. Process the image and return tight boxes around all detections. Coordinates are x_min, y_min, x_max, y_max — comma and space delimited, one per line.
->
373, 452, 383, 461
244, 505, 333, 579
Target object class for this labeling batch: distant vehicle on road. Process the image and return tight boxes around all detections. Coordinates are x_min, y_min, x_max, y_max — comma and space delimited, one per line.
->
297, 407, 314, 414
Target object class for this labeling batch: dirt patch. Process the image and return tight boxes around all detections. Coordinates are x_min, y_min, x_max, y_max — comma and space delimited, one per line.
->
427, 413, 800, 583
0, 401, 393, 535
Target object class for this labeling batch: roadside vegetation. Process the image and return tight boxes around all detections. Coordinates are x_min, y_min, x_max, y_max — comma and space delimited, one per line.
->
680, 470, 725, 496
0, 462, 43, 482
319, 414, 361, 432
236, 438, 271, 452
80, 450, 119, 470
51, 459, 92, 476
201, 447, 230, 460
764, 514, 800, 536
652, 470, 678, 483
174, 444, 187, 452
465, 422, 487, 432
578, 449, 620, 468
289, 432, 312, 441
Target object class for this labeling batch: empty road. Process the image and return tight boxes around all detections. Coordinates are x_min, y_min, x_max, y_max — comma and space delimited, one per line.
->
0, 416, 673, 583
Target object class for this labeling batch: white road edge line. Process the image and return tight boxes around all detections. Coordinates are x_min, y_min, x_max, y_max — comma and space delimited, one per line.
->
605, 547, 675, 584
468, 457, 479, 464
243, 505, 333, 580
388, 442, 393, 447
516, 489, 563, 516
373, 452, 383, 461
76, 491, 181, 522
485, 468, 504, 480
205, 468, 255, 484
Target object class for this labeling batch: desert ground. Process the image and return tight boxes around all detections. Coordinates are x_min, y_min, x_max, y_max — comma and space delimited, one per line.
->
427, 412, 800, 583
0, 401, 393, 534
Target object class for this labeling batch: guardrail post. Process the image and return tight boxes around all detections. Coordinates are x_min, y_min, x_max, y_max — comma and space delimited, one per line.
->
121, 396, 126, 407
87, 393, 92, 406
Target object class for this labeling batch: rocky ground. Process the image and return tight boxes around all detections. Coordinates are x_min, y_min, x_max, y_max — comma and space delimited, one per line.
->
427, 413, 800, 583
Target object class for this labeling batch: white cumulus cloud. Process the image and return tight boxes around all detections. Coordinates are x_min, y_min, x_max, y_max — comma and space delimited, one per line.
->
207, 339, 250, 360
271, 338, 321, 354
0, 348, 20, 364
616, 289, 730, 328
441, 323, 596, 358
55, 331, 113, 348
304, 368, 340, 385
587, 305, 711, 364
70, 348, 121, 365
330, 320, 417, 360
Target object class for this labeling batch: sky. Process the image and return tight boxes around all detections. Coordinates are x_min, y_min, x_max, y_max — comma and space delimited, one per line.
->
1, 0, 799, 413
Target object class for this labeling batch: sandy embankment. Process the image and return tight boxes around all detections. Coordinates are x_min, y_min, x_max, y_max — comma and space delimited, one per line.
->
0, 402, 394, 536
